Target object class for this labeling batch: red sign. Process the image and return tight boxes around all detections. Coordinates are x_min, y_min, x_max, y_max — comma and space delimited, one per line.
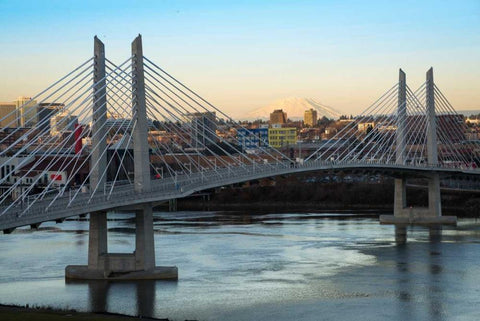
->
50, 174, 63, 181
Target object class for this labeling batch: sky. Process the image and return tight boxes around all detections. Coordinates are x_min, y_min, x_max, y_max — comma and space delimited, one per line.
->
1, 0, 479, 118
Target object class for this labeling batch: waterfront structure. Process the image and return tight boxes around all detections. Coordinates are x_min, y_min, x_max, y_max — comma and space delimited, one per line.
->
0, 102, 16, 128
268, 127, 296, 148
0, 36, 479, 282
270, 109, 287, 124
304, 108, 317, 127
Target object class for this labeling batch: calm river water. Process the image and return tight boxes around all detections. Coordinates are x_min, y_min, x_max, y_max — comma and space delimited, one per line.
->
1, 211, 480, 321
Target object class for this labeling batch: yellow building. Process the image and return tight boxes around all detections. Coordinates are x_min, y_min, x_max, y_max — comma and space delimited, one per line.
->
304, 108, 317, 127
0, 102, 17, 128
268, 127, 297, 148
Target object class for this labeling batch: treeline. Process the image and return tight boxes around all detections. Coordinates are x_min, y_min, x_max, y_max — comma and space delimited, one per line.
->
214, 182, 394, 206
179, 178, 480, 217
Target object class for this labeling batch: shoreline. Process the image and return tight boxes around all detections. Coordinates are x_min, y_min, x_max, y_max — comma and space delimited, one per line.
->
0, 304, 170, 321
165, 201, 471, 217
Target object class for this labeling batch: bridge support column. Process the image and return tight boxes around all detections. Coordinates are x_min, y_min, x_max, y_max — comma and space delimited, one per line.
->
393, 178, 406, 214
87, 211, 107, 270
168, 199, 177, 212
135, 205, 155, 270
428, 173, 442, 217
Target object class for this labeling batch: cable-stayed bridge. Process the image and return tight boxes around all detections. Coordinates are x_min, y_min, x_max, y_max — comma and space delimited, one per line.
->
1, 36, 479, 279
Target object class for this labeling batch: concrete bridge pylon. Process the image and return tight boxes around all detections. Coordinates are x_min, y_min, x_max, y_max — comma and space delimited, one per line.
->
65, 36, 177, 280
380, 68, 456, 225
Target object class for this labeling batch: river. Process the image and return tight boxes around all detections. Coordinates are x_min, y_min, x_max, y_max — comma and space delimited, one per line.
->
1, 211, 479, 320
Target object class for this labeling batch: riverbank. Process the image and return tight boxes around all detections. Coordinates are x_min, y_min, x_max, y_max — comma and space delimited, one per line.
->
0, 304, 169, 321
165, 179, 480, 217
174, 201, 469, 217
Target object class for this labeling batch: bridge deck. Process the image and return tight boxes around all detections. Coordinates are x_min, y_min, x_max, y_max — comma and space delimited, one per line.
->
0, 160, 477, 232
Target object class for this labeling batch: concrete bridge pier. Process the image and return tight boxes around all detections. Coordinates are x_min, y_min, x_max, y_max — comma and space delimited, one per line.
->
65, 206, 178, 280
168, 199, 177, 212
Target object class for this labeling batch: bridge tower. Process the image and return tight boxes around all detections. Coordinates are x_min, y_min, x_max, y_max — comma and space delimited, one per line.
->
66, 36, 178, 280
380, 68, 456, 225
392, 69, 408, 217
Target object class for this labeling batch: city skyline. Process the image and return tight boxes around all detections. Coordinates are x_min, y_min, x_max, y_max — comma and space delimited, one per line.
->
1, 0, 479, 119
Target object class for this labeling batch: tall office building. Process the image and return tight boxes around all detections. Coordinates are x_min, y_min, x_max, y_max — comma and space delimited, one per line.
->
0, 102, 17, 128
15, 96, 38, 127
304, 108, 318, 127
37, 103, 64, 133
190, 111, 217, 148
270, 109, 287, 124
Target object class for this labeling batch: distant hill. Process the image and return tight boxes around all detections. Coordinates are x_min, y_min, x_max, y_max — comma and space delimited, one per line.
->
243, 97, 342, 121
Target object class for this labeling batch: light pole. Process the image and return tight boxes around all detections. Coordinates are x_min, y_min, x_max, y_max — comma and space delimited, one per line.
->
298, 140, 302, 161
183, 162, 192, 174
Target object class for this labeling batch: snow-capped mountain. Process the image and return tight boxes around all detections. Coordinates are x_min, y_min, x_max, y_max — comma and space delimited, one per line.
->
243, 97, 342, 121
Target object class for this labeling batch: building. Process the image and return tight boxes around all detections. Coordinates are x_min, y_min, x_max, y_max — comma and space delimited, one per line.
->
237, 128, 269, 149
270, 109, 287, 124
0, 155, 35, 200
15, 96, 38, 127
37, 103, 64, 133
268, 127, 297, 148
357, 121, 376, 133
466, 117, 480, 126
190, 111, 217, 148
0, 102, 16, 128
304, 108, 318, 127
50, 112, 78, 136
436, 114, 465, 143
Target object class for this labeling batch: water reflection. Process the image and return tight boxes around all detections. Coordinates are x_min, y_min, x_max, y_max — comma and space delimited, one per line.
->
394, 226, 446, 321
66, 279, 159, 317
395, 238, 413, 320
394, 225, 407, 245
428, 227, 444, 321
87, 280, 109, 312
136, 281, 156, 317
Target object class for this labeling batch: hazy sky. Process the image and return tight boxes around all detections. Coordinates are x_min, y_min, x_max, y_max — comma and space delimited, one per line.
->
1, 0, 479, 118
